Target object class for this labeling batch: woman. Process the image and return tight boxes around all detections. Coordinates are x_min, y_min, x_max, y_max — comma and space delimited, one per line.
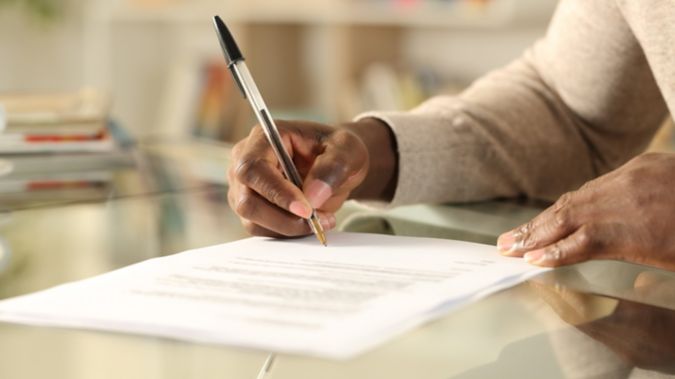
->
227, 0, 675, 270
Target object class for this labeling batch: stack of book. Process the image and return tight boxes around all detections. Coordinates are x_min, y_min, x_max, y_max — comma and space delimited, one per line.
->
0, 88, 115, 154
0, 88, 134, 210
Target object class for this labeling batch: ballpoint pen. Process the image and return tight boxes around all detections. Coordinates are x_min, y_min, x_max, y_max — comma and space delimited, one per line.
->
212, 15, 327, 246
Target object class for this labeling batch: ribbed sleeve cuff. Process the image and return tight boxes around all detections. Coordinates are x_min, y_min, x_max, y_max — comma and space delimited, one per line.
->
354, 109, 454, 208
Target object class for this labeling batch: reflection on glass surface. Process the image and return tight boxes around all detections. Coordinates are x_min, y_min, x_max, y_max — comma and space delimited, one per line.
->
0, 142, 226, 212
0, 236, 9, 274
530, 276, 675, 377
1, 141, 675, 378
0, 188, 246, 298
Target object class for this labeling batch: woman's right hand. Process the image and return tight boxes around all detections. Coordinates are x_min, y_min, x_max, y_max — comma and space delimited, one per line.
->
227, 118, 397, 238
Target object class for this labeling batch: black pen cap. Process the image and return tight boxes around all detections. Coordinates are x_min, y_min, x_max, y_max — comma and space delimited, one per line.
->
213, 15, 244, 65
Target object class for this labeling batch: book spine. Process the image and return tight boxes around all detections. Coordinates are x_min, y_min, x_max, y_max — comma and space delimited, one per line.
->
0, 130, 106, 143
24, 130, 106, 142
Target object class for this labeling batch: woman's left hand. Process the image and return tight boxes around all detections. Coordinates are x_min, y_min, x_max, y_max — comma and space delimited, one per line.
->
497, 153, 675, 270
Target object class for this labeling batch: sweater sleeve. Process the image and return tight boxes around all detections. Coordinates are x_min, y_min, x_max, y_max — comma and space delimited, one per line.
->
357, 0, 669, 207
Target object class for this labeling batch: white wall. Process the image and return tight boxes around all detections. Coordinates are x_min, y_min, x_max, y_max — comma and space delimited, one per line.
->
0, 0, 85, 92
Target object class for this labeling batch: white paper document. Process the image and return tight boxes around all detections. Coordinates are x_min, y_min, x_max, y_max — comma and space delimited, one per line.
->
0, 232, 547, 359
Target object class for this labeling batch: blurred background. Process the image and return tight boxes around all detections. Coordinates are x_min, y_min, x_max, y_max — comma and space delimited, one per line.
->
1, 0, 672, 147
0, 4, 674, 378
0, 0, 564, 142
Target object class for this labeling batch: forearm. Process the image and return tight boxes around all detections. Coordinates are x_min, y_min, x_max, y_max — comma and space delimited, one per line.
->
356, 62, 599, 206
351, 0, 668, 207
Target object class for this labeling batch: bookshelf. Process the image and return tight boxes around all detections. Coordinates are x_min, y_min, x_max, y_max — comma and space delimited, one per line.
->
110, 0, 544, 29
87, 0, 557, 141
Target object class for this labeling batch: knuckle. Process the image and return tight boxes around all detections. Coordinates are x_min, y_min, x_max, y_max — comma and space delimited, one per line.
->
519, 221, 537, 248
548, 244, 565, 262
578, 225, 604, 252
235, 191, 258, 219
231, 140, 244, 157
251, 124, 275, 142
250, 124, 265, 137
578, 180, 594, 192
513, 222, 529, 240
234, 158, 264, 185
622, 172, 649, 207
553, 207, 572, 231
621, 167, 645, 190
555, 191, 574, 211
333, 129, 358, 145
262, 185, 284, 207
635, 152, 658, 164
556, 226, 600, 264
576, 227, 592, 248
272, 119, 290, 132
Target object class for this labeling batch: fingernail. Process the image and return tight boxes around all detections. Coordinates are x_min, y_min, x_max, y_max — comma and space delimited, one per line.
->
498, 232, 525, 256
320, 214, 336, 230
497, 232, 515, 252
524, 250, 545, 265
289, 200, 312, 219
305, 180, 332, 209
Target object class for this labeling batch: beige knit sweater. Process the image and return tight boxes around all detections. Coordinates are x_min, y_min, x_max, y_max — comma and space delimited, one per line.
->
360, 0, 673, 206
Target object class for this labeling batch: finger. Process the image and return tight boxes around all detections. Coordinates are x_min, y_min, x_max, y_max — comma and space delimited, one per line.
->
319, 192, 350, 213
227, 141, 245, 185
235, 187, 335, 237
242, 214, 337, 238
522, 225, 599, 267
242, 217, 337, 239
528, 281, 597, 325
227, 182, 237, 210
235, 186, 309, 236
498, 191, 581, 256
633, 271, 673, 289
235, 133, 313, 219
241, 220, 285, 238
632, 273, 675, 304
231, 139, 244, 159
227, 162, 236, 186
303, 130, 368, 209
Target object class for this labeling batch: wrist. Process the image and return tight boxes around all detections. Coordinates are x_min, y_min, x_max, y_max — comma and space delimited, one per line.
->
343, 117, 398, 201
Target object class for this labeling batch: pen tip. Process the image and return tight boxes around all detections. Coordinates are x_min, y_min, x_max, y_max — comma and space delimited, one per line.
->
309, 216, 328, 247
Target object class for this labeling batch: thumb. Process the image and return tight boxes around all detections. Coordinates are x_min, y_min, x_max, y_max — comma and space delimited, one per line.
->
303, 130, 368, 209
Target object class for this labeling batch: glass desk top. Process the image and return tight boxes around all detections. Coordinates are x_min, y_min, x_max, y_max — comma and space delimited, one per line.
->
1, 140, 674, 379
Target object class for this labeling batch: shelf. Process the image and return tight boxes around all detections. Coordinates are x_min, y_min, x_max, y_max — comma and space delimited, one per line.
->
110, 0, 551, 29
95, 0, 555, 137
